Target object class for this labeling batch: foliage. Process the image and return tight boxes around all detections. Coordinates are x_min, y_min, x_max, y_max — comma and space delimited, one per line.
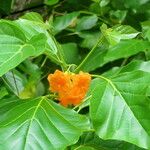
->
0, 0, 150, 149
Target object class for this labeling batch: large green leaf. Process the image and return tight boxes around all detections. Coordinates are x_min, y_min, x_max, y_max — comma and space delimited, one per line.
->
118, 60, 150, 74
15, 13, 67, 67
0, 20, 47, 77
90, 71, 150, 149
0, 97, 89, 149
76, 39, 150, 72
15, 16, 58, 54
104, 39, 150, 62
103, 60, 150, 77
101, 24, 139, 46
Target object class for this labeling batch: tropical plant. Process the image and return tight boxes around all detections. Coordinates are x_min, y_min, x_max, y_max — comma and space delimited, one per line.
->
0, 0, 150, 149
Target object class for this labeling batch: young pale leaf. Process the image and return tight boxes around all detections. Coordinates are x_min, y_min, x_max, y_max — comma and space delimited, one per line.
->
100, 0, 110, 7
101, 25, 139, 46
0, 97, 89, 150
21, 12, 44, 23
90, 71, 150, 149
0, 21, 47, 77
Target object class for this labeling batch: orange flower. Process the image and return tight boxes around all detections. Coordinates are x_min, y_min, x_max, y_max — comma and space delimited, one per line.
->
47, 70, 91, 106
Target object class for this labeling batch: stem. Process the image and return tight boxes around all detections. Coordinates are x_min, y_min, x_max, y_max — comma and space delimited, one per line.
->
57, 43, 68, 71
91, 74, 110, 82
74, 36, 104, 73
73, 95, 92, 112
40, 56, 48, 68
91, 74, 118, 93
45, 49, 67, 71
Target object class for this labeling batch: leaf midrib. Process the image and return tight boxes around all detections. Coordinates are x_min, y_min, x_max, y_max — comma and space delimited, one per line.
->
23, 97, 44, 150
106, 78, 150, 137
0, 44, 32, 68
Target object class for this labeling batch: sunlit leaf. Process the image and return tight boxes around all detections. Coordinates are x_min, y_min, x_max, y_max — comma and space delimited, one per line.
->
0, 97, 89, 149
90, 71, 150, 149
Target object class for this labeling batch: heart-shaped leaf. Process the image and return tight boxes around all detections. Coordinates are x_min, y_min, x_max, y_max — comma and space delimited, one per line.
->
90, 71, 150, 149
0, 97, 89, 149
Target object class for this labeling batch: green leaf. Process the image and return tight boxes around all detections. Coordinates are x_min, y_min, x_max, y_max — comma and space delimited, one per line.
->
15, 17, 58, 54
76, 38, 150, 72
103, 60, 150, 77
104, 39, 150, 62
15, 16, 67, 68
90, 71, 150, 149
110, 10, 127, 23
0, 87, 8, 99
74, 36, 109, 72
79, 47, 107, 72
3, 70, 27, 96
0, 21, 47, 77
79, 32, 101, 49
14, 18, 48, 38
74, 146, 96, 150
0, 97, 89, 149
101, 24, 140, 46
21, 12, 44, 23
76, 15, 98, 31
141, 21, 150, 41
53, 12, 80, 33
100, 0, 110, 7
74, 131, 121, 150
124, 0, 145, 9
118, 60, 150, 74
61, 43, 80, 64
44, 0, 59, 5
